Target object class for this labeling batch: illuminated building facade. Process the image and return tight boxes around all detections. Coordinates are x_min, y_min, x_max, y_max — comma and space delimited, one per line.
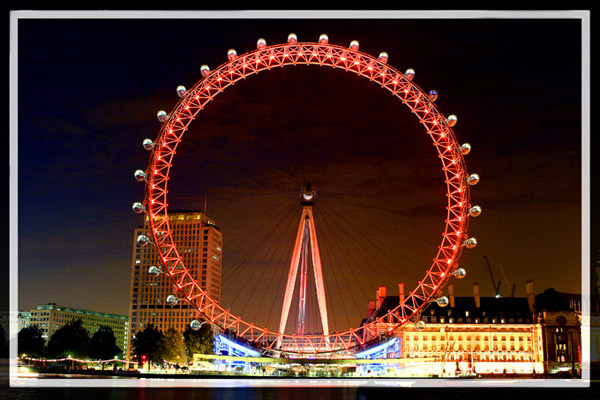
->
25, 303, 129, 354
365, 283, 550, 375
534, 288, 583, 373
126, 210, 222, 361
1, 311, 31, 341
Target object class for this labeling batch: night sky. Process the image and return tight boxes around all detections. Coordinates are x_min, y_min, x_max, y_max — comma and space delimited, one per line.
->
11, 12, 589, 335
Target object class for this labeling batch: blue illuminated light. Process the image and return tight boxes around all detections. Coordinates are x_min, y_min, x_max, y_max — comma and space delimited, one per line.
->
355, 337, 400, 359
215, 335, 261, 357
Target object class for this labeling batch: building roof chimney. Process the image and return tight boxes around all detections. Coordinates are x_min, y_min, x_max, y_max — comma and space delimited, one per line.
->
526, 280, 535, 313
474, 282, 481, 308
376, 286, 387, 310
398, 282, 405, 305
367, 300, 376, 318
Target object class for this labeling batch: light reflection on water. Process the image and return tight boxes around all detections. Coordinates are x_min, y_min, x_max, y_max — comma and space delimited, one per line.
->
2, 386, 361, 400
3, 372, 361, 400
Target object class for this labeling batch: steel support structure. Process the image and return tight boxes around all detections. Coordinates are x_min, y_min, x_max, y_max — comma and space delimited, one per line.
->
279, 198, 329, 346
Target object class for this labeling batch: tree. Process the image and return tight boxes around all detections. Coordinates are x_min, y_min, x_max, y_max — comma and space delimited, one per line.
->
1, 324, 9, 358
183, 322, 213, 360
47, 318, 90, 359
18, 325, 46, 358
89, 326, 121, 368
131, 324, 166, 369
163, 327, 186, 365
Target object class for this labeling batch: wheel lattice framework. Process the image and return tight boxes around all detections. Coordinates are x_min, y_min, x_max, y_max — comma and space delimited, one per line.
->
138, 36, 476, 355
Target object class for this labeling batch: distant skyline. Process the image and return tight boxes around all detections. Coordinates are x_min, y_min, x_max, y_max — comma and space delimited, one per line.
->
10, 11, 591, 335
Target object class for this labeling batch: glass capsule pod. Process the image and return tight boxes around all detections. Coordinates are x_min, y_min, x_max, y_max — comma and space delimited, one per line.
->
142, 138, 155, 151
453, 267, 467, 279
464, 237, 478, 249
137, 234, 152, 246
467, 173, 480, 186
166, 294, 179, 306
132, 202, 145, 214
157, 110, 168, 122
190, 319, 204, 331
134, 170, 147, 181
460, 143, 472, 155
428, 89, 438, 102
447, 114, 458, 127
200, 65, 210, 77
469, 205, 482, 217
436, 296, 449, 307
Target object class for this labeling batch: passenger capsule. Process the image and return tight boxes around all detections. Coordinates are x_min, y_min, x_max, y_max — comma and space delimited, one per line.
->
349, 40, 359, 51
469, 205, 482, 217
414, 320, 426, 331
137, 234, 152, 247
227, 48, 237, 60
378, 52, 388, 63
467, 173, 480, 186
200, 65, 210, 77
190, 319, 204, 331
436, 296, 449, 307
176, 85, 187, 98
447, 114, 458, 127
405, 68, 415, 81
148, 266, 161, 277
460, 143, 472, 155
134, 169, 147, 182
157, 110, 168, 122
257, 38, 267, 49
319, 34, 329, 44
287, 33, 297, 43
464, 237, 478, 249
132, 202, 145, 214
166, 294, 179, 306
142, 138, 155, 151
428, 89, 438, 102
453, 267, 467, 279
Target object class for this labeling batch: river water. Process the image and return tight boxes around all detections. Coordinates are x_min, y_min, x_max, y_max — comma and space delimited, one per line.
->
2, 367, 599, 399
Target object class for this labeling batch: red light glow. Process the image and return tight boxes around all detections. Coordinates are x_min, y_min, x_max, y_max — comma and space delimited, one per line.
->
144, 39, 472, 355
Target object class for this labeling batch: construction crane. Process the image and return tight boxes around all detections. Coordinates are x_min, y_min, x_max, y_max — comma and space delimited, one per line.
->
497, 263, 516, 297
483, 255, 502, 298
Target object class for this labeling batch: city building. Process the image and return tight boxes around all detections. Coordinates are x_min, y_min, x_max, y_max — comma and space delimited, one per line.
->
0, 311, 30, 341
25, 303, 129, 354
534, 287, 582, 373
127, 209, 223, 361
362, 281, 582, 376
17, 311, 31, 335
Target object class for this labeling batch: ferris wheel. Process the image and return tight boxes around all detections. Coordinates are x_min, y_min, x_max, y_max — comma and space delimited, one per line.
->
132, 33, 482, 356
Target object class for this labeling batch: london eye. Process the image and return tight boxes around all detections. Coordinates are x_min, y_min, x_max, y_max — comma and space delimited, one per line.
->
132, 33, 481, 356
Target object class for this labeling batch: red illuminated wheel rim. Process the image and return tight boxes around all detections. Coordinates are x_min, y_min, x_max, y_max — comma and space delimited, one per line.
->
138, 35, 477, 355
